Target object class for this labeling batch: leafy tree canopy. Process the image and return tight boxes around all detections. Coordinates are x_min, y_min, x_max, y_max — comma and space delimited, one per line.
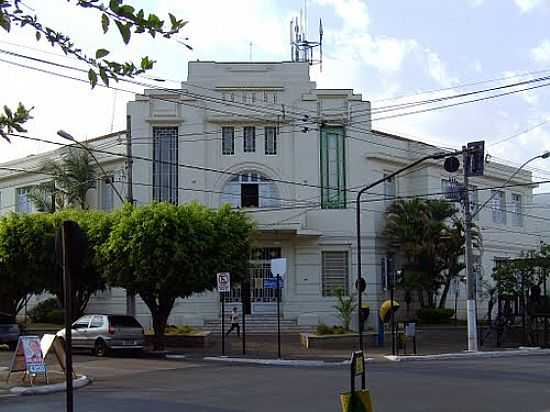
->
100, 202, 254, 349
0, 0, 189, 140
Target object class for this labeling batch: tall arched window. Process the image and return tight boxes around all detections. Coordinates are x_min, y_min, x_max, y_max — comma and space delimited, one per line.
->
221, 171, 280, 208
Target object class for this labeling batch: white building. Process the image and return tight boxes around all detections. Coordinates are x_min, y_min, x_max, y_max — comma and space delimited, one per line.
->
0, 61, 541, 329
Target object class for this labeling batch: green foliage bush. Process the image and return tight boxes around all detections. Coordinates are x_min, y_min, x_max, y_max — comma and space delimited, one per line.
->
315, 323, 350, 336
416, 308, 454, 324
28, 298, 64, 324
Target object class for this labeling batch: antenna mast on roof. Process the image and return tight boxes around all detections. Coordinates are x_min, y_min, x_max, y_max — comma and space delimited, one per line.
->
290, 8, 323, 71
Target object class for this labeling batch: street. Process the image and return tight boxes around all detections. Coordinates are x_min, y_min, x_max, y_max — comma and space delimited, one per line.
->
1, 355, 549, 411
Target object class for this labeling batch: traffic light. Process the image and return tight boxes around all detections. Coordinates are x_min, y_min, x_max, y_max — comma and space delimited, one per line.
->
466, 141, 485, 177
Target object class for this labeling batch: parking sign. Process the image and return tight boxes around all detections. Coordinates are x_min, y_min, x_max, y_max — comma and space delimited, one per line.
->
217, 272, 231, 293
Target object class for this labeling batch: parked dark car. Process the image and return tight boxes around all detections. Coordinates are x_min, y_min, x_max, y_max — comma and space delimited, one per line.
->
0, 312, 21, 351
57, 314, 144, 356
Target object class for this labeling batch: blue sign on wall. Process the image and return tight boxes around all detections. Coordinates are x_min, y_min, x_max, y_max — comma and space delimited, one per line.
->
264, 277, 283, 289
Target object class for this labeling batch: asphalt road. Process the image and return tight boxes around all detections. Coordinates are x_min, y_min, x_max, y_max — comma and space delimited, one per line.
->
2, 355, 550, 411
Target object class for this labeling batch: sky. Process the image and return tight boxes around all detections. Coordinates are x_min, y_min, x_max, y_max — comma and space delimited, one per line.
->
2, 0, 550, 187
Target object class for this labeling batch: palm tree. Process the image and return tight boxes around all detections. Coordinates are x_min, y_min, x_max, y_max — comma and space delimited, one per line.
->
29, 147, 97, 211
384, 198, 465, 308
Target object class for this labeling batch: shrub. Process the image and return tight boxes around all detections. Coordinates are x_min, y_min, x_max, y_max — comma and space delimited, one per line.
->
28, 298, 63, 324
333, 288, 357, 331
416, 308, 454, 324
315, 323, 351, 336
145, 324, 197, 336
315, 323, 334, 335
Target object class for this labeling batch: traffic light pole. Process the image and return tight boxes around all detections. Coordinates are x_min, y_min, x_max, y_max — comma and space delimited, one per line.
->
463, 147, 478, 352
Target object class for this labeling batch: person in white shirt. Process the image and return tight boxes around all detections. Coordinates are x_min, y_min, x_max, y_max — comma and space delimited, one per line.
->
226, 307, 240, 337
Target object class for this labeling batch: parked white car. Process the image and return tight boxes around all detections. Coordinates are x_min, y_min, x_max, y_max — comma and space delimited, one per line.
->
57, 314, 144, 356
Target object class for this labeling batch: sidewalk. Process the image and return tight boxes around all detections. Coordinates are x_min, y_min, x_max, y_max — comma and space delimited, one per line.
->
175, 326, 533, 362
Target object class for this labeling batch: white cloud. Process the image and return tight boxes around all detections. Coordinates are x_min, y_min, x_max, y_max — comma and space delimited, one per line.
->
514, 0, 544, 13
314, 0, 369, 30
425, 50, 458, 87
468, 0, 485, 7
531, 39, 550, 63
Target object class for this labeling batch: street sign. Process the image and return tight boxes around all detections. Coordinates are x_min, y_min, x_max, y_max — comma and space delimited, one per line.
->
264, 277, 284, 289
216, 272, 231, 293
271, 258, 287, 279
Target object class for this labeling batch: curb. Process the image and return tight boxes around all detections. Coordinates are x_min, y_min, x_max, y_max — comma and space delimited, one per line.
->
203, 356, 373, 367
9, 375, 92, 396
384, 348, 550, 362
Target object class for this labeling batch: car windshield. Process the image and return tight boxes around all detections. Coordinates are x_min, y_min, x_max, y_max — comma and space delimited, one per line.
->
108, 316, 142, 328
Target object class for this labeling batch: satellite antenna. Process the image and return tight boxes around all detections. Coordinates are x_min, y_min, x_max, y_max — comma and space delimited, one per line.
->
290, 9, 323, 71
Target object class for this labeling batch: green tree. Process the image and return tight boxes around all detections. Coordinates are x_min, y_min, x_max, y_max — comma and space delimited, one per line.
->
49, 209, 115, 320
384, 198, 475, 308
100, 203, 254, 350
0, 213, 55, 320
28, 147, 97, 211
0, 0, 189, 140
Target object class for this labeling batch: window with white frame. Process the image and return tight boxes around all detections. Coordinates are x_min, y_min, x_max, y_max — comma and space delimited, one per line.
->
511, 193, 523, 226
322, 251, 349, 296
265, 126, 277, 155
320, 126, 346, 209
222, 127, 235, 155
100, 176, 114, 211
384, 173, 396, 204
243, 126, 256, 152
153, 127, 178, 204
491, 190, 506, 224
15, 187, 32, 213
220, 171, 280, 208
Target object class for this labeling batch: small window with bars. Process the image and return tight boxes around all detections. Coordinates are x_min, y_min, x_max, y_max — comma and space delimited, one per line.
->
491, 190, 506, 225
265, 126, 277, 155
222, 127, 235, 155
243, 126, 256, 153
511, 193, 522, 226
322, 251, 349, 296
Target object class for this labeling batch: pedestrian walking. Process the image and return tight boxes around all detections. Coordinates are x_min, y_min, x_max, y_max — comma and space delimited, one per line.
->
226, 307, 240, 337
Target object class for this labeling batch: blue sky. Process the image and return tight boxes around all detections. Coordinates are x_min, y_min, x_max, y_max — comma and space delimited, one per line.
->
1, 0, 550, 185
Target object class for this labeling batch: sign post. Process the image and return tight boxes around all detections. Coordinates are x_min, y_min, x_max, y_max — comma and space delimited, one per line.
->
217, 273, 231, 356
7, 336, 47, 384
271, 258, 287, 359
339, 351, 374, 412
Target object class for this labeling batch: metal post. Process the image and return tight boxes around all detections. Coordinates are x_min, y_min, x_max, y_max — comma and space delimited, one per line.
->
521, 272, 527, 346
126, 115, 136, 317
277, 274, 281, 359
221, 293, 225, 356
463, 147, 478, 351
390, 284, 395, 356
356, 192, 365, 353
242, 298, 246, 356
61, 222, 74, 412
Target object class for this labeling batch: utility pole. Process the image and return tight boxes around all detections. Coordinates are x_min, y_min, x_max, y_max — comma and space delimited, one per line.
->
126, 115, 136, 317
463, 146, 478, 351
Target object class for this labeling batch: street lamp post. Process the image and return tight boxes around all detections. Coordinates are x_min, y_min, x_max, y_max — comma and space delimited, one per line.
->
355, 151, 452, 356
57, 130, 125, 205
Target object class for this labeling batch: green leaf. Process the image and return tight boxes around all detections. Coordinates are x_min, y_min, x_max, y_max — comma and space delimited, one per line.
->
169, 13, 177, 28
99, 66, 109, 87
95, 48, 110, 59
3, 106, 12, 119
101, 13, 110, 34
35, 31, 41, 41
115, 21, 131, 44
88, 69, 98, 89
0, 13, 10, 32
109, 0, 120, 12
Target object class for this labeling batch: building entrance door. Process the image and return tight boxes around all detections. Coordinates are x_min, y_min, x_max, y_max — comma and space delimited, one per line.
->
226, 247, 282, 315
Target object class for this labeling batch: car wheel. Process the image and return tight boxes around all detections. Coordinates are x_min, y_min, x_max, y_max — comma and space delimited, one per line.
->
94, 339, 108, 357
